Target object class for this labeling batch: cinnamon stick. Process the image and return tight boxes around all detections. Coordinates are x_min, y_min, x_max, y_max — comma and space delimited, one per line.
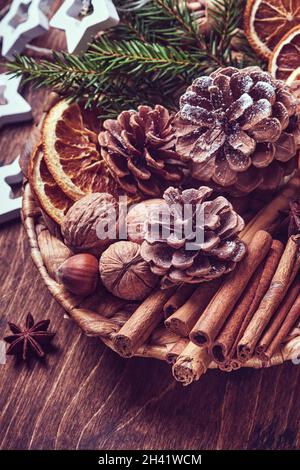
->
113, 286, 176, 357
165, 279, 221, 337
240, 175, 300, 244
255, 276, 300, 359
163, 284, 196, 317
265, 294, 300, 360
218, 362, 233, 372
166, 338, 188, 364
172, 341, 211, 385
212, 266, 262, 364
212, 240, 284, 364
231, 359, 241, 370
190, 230, 272, 348
238, 236, 300, 361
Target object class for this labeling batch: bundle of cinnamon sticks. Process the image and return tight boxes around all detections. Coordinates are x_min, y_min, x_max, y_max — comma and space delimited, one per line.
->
168, 232, 300, 383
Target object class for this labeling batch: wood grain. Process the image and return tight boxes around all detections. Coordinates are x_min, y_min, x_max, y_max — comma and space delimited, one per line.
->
0, 0, 300, 450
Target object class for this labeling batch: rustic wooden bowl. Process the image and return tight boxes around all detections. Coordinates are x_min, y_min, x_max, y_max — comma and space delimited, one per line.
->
22, 183, 300, 384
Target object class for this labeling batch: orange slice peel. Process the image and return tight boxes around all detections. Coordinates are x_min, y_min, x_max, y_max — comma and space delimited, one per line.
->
269, 25, 300, 80
29, 144, 73, 225
245, 0, 300, 59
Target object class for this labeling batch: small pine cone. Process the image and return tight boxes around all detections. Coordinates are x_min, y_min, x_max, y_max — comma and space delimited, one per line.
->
175, 67, 300, 194
98, 105, 186, 197
140, 186, 246, 288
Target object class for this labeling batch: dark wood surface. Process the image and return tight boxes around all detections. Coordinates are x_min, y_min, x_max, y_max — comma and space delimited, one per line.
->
0, 1, 300, 451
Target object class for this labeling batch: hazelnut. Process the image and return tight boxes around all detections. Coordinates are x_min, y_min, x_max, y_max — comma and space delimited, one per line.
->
126, 199, 166, 244
57, 253, 99, 297
62, 193, 118, 253
100, 241, 159, 301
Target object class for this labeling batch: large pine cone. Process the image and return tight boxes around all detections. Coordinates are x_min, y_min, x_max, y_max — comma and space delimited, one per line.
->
98, 105, 186, 197
140, 186, 246, 288
175, 67, 300, 194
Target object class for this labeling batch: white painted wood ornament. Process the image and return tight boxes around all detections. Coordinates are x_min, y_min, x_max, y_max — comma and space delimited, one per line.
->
0, 0, 50, 60
50, 0, 119, 54
0, 158, 23, 224
0, 74, 32, 128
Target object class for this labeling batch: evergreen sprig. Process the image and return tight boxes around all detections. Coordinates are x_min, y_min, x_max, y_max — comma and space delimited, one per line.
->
109, 0, 204, 49
7, 0, 264, 118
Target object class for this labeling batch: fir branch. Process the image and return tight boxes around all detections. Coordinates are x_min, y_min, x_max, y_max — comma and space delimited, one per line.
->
89, 37, 204, 78
7, 0, 265, 118
9, 39, 204, 84
8, 52, 187, 117
109, 0, 203, 50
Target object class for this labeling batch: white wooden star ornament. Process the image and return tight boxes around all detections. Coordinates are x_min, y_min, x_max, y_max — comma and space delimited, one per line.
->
0, 158, 23, 224
0, 0, 50, 60
0, 74, 32, 128
50, 0, 119, 54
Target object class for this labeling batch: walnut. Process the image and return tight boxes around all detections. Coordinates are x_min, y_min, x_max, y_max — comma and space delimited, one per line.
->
99, 241, 159, 300
126, 199, 166, 244
62, 193, 118, 253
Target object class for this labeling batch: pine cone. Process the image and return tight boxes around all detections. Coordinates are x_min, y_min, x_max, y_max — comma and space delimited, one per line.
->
175, 67, 300, 194
98, 105, 186, 197
140, 186, 246, 288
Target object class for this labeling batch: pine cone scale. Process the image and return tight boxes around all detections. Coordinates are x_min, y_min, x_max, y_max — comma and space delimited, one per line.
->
272, 102, 290, 130
226, 93, 253, 122
103, 149, 130, 177
121, 130, 142, 157
144, 149, 165, 170
138, 179, 160, 197
212, 156, 237, 187
227, 130, 256, 156
185, 256, 211, 277
191, 127, 226, 162
235, 167, 263, 193
274, 133, 296, 162
127, 158, 151, 180
252, 143, 275, 168
249, 118, 282, 143
225, 147, 251, 172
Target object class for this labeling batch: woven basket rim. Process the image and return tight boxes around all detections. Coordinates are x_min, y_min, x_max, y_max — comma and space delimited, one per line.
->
22, 182, 300, 371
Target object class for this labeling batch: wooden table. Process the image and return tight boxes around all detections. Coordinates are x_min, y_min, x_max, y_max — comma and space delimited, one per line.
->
1, 1, 300, 451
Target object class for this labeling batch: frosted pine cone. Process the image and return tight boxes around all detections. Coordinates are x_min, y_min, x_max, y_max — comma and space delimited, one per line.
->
140, 186, 246, 288
175, 67, 300, 194
98, 105, 186, 197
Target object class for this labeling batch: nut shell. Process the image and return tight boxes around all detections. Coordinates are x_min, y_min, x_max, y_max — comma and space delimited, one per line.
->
100, 241, 159, 301
57, 253, 99, 297
126, 199, 166, 244
62, 193, 118, 253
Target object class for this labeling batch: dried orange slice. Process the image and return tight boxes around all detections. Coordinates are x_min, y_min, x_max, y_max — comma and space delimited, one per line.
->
286, 66, 300, 84
29, 145, 73, 225
42, 100, 124, 201
286, 67, 300, 117
245, 0, 300, 59
269, 25, 300, 79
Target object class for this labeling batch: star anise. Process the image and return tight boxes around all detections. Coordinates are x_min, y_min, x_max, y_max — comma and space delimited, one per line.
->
288, 198, 300, 237
4, 313, 55, 361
